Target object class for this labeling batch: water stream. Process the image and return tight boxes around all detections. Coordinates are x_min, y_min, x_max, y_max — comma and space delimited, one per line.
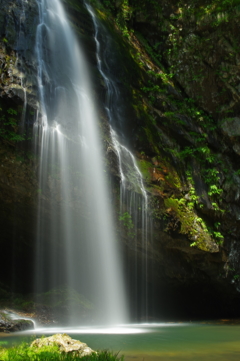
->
33, 0, 128, 325
86, 4, 151, 321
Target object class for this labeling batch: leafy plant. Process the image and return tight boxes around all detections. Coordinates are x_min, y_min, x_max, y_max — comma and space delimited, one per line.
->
212, 231, 224, 239
119, 212, 135, 238
0, 107, 25, 142
208, 185, 223, 196
116, 0, 132, 38
0, 341, 124, 361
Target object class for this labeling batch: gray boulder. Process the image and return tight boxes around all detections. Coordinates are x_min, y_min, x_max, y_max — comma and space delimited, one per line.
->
221, 117, 240, 137
31, 334, 96, 357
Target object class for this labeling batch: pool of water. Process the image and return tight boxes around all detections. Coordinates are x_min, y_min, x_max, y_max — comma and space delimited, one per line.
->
1, 322, 240, 360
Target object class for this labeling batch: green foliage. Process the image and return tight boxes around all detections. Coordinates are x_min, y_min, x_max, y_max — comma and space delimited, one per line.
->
178, 0, 240, 26
119, 212, 133, 229
7, 108, 18, 115
137, 159, 153, 182
102, 0, 115, 12
190, 242, 197, 248
97, 0, 229, 242
178, 127, 224, 212
116, 0, 132, 38
135, 33, 163, 69
0, 341, 123, 361
164, 195, 208, 240
212, 231, 224, 239
179, 146, 194, 158
179, 145, 216, 165
208, 184, 223, 196
164, 194, 221, 251
0, 107, 25, 142
119, 212, 135, 238
214, 222, 221, 229
141, 82, 164, 104
203, 169, 220, 184
211, 202, 224, 212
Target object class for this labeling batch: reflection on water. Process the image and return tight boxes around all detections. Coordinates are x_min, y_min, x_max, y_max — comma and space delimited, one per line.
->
1, 323, 240, 360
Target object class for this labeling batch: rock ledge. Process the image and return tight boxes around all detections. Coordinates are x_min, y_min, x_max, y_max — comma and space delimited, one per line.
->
0, 311, 34, 332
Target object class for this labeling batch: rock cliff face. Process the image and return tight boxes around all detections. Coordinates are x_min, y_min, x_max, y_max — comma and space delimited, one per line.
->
0, 0, 240, 319
0, 0, 39, 291
0, 310, 34, 332
94, 0, 240, 318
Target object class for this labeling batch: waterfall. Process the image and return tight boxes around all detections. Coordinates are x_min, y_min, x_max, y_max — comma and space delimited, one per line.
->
34, 0, 128, 325
86, 4, 151, 321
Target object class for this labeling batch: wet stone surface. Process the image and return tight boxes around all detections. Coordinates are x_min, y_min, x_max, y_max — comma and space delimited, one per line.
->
0, 310, 34, 333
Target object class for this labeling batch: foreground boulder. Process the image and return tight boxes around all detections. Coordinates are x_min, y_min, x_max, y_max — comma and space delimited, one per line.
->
0, 311, 34, 332
31, 334, 96, 356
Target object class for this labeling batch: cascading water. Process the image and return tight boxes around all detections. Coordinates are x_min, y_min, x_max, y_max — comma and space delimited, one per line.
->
34, 0, 128, 325
86, 4, 151, 321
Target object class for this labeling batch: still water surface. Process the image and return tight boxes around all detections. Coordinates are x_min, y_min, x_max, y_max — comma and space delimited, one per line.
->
1, 323, 240, 360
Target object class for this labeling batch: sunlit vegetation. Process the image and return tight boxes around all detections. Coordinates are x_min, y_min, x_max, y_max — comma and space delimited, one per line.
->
0, 342, 124, 361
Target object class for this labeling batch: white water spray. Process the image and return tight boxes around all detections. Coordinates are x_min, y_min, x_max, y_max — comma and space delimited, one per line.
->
34, 0, 128, 325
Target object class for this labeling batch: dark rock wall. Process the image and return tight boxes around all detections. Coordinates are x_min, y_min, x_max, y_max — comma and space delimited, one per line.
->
91, 0, 240, 317
0, 0, 38, 291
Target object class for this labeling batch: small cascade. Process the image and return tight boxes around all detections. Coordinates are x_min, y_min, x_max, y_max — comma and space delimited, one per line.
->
3, 310, 37, 329
86, 4, 151, 321
34, 0, 128, 325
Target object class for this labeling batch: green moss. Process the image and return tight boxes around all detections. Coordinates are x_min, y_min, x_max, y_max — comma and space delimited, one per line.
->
119, 212, 135, 238
164, 196, 218, 252
164, 170, 181, 189
136, 159, 152, 182
0, 102, 26, 143
147, 184, 164, 194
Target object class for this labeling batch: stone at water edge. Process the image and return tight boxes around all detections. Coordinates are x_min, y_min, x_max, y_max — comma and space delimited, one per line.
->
0, 311, 34, 332
31, 334, 96, 356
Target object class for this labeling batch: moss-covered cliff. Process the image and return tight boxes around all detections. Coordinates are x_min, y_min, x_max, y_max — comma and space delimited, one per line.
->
88, 0, 240, 317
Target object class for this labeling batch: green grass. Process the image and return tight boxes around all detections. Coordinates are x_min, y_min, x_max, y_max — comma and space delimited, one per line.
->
0, 342, 124, 361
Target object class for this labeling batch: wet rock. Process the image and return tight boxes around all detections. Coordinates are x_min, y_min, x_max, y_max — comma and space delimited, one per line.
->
233, 143, 240, 155
221, 117, 240, 137
0, 311, 34, 332
31, 334, 96, 357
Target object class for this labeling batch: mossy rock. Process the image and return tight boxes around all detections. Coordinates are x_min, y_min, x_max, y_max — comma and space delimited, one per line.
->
164, 197, 219, 253
31, 334, 96, 357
